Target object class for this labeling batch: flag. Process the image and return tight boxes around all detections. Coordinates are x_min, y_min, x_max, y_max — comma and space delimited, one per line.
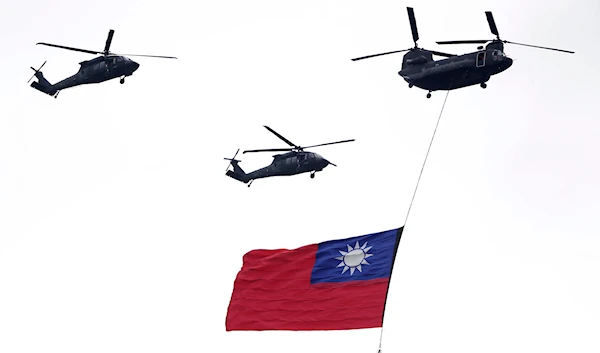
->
225, 227, 403, 331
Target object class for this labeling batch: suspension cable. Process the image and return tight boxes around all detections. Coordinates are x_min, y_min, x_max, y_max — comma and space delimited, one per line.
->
378, 89, 451, 353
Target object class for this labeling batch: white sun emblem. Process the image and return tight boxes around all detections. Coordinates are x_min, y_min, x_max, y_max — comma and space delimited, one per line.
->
335, 241, 373, 275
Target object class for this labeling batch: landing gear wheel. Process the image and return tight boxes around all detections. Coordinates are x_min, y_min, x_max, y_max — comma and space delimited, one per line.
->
408, 83, 413, 88
310, 172, 315, 179
426, 92, 432, 99
480, 83, 487, 89
120, 77, 125, 84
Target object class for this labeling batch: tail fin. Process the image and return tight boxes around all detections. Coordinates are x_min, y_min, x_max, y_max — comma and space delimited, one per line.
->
224, 149, 249, 184
28, 61, 58, 97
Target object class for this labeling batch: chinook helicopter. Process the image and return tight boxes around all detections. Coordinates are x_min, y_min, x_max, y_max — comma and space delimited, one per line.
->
224, 126, 354, 187
28, 29, 177, 98
352, 7, 573, 98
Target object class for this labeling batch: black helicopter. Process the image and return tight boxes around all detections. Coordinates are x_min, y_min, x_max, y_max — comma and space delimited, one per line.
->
352, 7, 574, 98
224, 126, 354, 187
28, 29, 177, 98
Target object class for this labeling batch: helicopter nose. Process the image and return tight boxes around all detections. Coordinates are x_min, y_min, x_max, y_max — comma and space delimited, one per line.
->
502, 57, 513, 70
131, 61, 140, 71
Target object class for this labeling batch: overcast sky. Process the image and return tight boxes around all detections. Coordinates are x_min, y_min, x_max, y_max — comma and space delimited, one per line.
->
1, 0, 599, 352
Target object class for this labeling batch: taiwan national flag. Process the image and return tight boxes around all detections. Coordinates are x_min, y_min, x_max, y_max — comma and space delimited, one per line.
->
225, 227, 403, 331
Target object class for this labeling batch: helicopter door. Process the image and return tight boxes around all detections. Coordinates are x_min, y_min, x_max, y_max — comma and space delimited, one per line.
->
298, 154, 306, 166
476, 51, 486, 68
289, 156, 300, 170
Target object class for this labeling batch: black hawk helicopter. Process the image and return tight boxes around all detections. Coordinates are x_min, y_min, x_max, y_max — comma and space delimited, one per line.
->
28, 29, 177, 98
224, 126, 354, 187
352, 7, 574, 98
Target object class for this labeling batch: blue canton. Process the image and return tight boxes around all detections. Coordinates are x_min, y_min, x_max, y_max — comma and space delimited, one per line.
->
310, 228, 399, 284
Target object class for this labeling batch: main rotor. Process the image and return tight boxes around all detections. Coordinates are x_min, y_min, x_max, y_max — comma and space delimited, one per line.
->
243, 126, 354, 154
436, 11, 574, 54
351, 7, 456, 61
36, 29, 178, 59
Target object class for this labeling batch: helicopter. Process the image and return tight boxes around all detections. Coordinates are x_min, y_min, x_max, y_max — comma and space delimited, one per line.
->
28, 29, 177, 98
224, 126, 354, 187
352, 7, 574, 98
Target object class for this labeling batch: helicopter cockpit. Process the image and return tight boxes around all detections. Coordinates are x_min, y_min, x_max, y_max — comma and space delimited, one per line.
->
492, 49, 506, 57
108, 56, 128, 64
289, 152, 323, 165
490, 49, 510, 63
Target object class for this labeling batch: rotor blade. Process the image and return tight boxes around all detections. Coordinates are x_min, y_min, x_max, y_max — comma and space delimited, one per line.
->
407, 7, 419, 45
485, 12, 499, 38
27, 61, 46, 83
302, 139, 355, 149
504, 40, 574, 54
436, 40, 489, 45
263, 126, 297, 147
104, 29, 114, 54
351, 49, 411, 61
31, 61, 47, 72
116, 53, 178, 59
428, 49, 457, 57
224, 149, 240, 172
29, 61, 46, 74
243, 148, 293, 154
36, 42, 100, 55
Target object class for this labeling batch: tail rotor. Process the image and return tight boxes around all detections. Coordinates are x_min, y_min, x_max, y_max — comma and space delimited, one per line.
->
224, 149, 241, 173
28, 61, 46, 83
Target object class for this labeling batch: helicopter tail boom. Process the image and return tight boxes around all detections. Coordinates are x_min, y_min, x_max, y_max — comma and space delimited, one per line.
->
226, 169, 249, 184
31, 80, 57, 96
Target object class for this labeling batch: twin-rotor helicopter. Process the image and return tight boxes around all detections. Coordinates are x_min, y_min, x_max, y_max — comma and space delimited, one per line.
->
352, 7, 574, 98
29, 29, 176, 98
224, 126, 354, 187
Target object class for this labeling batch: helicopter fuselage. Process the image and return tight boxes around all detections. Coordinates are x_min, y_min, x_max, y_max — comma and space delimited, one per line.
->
246, 151, 331, 181
399, 48, 513, 92
54, 55, 140, 90
30, 55, 140, 97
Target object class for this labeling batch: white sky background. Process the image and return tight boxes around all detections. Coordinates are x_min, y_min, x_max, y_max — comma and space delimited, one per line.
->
1, 0, 599, 352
